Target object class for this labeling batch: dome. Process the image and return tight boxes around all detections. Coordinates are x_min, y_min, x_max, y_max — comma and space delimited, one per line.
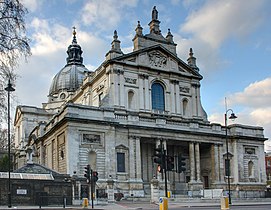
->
49, 64, 88, 95
48, 28, 89, 102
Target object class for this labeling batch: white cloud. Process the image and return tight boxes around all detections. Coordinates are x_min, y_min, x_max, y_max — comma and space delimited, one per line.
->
229, 77, 271, 108
16, 18, 108, 107
177, 0, 269, 73
80, 0, 138, 31
21, 0, 43, 12
209, 77, 271, 151
181, 0, 266, 49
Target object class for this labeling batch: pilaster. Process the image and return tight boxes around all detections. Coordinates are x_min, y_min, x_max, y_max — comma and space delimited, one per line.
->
189, 142, 195, 182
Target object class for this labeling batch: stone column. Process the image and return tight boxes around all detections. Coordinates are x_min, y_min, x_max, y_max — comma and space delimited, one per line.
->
135, 137, 142, 180
219, 145, 225, 182
189, 142, 195, 182
170, 80, 175, 113
176, 82, 180, 114
233, 140, 238, 183
112, 69, 119, 106
214, 144, 220, 182
139, 74, 144, 110
129, 136, 136, 180
195, 143, 201, 182
119, 70, 125, 107
191, 84, 197, 116
144, 75, 150, 110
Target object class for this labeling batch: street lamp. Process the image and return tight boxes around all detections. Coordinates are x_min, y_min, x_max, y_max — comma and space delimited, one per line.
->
5, 79, 15, 208
225, 108, 237, 205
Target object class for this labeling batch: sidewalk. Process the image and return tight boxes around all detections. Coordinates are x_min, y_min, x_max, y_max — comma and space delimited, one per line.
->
1, 198, 271, 210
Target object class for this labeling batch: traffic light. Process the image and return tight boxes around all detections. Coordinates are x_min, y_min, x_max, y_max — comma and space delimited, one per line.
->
153, 144, 165, 169
177, 154, 186, 173
166, 156, 174, 171
84, 164, 91, 181
92, 171, 99, 182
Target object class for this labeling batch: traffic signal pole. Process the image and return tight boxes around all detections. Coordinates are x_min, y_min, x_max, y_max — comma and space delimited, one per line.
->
163, 149, 168, 198
90, 169, 94, 209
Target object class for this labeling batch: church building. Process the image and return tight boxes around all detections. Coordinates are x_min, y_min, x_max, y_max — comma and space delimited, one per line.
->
14, 7, 267, 200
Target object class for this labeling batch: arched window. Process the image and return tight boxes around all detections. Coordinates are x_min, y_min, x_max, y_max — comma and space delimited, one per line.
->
248, 161, 254, 177
151, 82, 165, 111
128, 91, 135, 109
183, 99, 188, 116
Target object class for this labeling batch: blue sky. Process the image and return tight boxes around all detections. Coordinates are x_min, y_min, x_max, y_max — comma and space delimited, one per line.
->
16, 0, 271, 151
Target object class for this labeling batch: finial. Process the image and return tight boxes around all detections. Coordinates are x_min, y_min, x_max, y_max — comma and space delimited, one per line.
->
189, 48, 194, 57
72, 26, 77, 44
187, 48, 198, 71
135, 20, 143, 36
166, 28, 173, 43
113, 30, 118, 40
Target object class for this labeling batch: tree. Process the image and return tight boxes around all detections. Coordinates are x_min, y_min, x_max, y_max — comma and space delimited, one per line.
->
0, 0, 31, 124
0, 154, 11, 171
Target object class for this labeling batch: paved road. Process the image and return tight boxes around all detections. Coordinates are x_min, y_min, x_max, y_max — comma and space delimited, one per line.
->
1, 200, 271, 209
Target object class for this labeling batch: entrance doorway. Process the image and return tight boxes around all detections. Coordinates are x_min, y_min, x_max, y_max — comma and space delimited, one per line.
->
203, 176, 209, 189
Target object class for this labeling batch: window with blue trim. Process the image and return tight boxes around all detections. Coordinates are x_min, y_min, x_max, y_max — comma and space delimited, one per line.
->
151, 82, 165, 111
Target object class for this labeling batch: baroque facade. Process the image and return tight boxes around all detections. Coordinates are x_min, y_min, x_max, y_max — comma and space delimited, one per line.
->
14, 7, 267, 199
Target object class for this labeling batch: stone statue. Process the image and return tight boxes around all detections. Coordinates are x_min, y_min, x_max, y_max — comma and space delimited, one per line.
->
152, 6, 158, 20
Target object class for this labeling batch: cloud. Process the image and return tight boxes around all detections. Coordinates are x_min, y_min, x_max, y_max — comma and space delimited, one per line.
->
21, 0, 44, 12
177, 0, 269, 74
16, 18, 108, 107
181, 0, 266, 49
209, 77, 271, 151
229, 77, 271, 108
80, 0, 138, 31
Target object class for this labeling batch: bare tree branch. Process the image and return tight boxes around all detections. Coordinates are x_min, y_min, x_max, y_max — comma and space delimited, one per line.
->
0, 0, 31, 126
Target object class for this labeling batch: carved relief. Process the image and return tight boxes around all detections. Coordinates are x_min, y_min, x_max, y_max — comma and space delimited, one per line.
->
96, 84, 104, 92
125, 77, 137, 84
245, 148, 255, 155
139, 74, 149, 79
112, 69, 124, 75
82, 134, 101, 144
170, 80, 179, 85
179, 86, 190, 93
148, 51, 167, 68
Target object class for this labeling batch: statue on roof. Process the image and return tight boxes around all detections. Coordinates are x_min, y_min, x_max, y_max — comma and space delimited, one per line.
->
152, 6, 158, 20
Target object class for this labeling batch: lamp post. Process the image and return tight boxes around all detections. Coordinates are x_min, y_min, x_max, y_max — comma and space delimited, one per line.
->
224, 108, 237, 205
5, 79, 15, 208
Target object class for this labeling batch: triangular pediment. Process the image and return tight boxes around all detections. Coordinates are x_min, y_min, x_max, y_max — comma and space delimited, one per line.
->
112, 45, 202, 79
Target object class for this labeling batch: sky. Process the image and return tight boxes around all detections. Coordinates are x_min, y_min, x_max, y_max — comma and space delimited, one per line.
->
15, 0, 271, 151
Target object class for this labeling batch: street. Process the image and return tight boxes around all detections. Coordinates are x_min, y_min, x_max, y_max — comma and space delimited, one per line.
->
113, 201, 271, 210
168, 205, 271, 210
1, 200, 271, 210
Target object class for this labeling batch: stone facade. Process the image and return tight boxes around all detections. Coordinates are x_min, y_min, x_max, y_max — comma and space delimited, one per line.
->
13, 7, 267, 200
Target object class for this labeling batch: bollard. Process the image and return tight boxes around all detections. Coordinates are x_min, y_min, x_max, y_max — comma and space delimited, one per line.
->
82, 198, 88, 208
221, 196, 229, 210
159, 197, 168, 210
63, 196, 66, 208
